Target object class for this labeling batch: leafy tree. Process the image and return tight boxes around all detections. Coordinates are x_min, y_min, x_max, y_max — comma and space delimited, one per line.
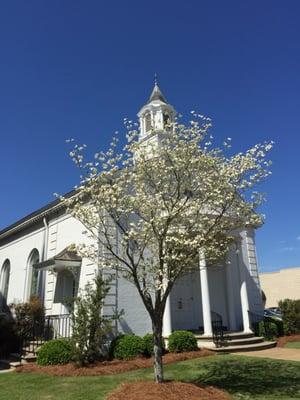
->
62, 112, 272, 381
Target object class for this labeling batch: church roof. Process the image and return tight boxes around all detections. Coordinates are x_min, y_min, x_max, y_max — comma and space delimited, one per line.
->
0, 189, 76, 241
147, 83, 167, 104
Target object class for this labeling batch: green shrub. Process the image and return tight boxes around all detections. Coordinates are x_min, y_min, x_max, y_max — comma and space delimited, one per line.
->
278, 299, 300, 335
108, 334, 124, 359
37, 339, 72, 365
112, 335, 145, 360
269, 317, 284, 336
258, 320, 279, 340
168, 330, 198, 353
143, 333, 165, 357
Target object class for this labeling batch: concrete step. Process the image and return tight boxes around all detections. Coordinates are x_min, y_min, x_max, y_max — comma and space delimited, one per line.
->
209, 340, 277, 353
225, 332, 256, 340
9, 361, 23, 367
23, 354, 37, 362
225, 336, 264, 346
195, 331, 255, 341
0, 358, 25, 369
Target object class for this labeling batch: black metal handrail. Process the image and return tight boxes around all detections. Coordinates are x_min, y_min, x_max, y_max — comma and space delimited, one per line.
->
211, 311, 225, 347
19, 319, 47, 357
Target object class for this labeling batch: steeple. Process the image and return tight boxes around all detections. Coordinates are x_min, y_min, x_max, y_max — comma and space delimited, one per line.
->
147, 82, 167, 104
137, 79, 176, 142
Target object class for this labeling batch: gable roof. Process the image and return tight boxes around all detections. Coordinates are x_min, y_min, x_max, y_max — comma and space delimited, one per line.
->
33, 245, 82, 271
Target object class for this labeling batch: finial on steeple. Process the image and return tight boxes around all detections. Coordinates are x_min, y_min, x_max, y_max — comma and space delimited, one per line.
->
154, 72, 158, 86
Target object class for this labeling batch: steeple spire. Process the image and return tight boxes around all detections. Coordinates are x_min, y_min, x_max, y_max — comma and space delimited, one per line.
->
148, 76, 167, 104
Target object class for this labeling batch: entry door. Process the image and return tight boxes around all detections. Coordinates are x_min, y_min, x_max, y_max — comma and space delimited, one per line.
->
53, 270, 75, 315
172, 273, 196, 330
60, 271, 75, 315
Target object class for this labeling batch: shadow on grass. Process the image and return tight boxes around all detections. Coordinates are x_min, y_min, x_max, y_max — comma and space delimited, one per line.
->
195, 357, 300, 398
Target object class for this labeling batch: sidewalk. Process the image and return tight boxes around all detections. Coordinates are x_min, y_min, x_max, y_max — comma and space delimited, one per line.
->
235, 347, 300, 362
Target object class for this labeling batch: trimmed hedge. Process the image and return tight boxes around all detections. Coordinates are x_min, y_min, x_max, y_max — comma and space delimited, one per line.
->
168, 330, 198, 353
143, 333, 165, 357
37, 339, 72, 366
112, 335, 145, 360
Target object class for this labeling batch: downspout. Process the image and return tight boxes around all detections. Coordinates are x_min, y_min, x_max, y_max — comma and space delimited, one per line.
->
40, 217, 49, 302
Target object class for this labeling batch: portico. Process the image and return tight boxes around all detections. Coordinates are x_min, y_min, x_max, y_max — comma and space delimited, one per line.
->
162, 238, 254, 343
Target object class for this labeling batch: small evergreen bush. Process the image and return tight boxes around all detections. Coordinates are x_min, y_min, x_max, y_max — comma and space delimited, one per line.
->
269, 317, 284, 336
168, 330, 197, 353
143, 333, 165, 357
37, 339, 72, 365
112, 335, 145, 359
279, 299, 300, 334
258, 319, 279, 339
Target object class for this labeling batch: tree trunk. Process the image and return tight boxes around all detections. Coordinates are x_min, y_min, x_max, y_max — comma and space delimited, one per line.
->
153, 321, 164, 383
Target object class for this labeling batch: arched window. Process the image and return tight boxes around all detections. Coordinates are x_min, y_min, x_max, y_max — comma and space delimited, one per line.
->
0, 259, 10, 309
27, 249, 40, 298
145, 113, 152, 133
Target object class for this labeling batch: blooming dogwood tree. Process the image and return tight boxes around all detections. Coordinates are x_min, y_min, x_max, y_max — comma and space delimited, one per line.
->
62, 113, 272, 382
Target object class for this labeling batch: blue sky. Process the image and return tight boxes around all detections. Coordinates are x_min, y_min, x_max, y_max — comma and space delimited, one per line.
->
0, 1, 300, 272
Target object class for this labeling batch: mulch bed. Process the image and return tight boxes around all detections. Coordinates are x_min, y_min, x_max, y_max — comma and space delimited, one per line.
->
16, 349, 213, 376
107, 381, 231, 400
277, 334, 300, 348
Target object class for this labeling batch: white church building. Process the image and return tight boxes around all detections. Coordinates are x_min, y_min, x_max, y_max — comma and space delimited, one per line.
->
0, 83, 271, 350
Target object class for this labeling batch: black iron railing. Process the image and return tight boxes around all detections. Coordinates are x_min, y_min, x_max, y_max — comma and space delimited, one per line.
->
211, 311, 226, 347
19, 319, 48, 357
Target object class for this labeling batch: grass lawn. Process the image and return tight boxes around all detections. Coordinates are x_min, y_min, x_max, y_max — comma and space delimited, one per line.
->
0, 355, 299, 400
285, 342, 300, 349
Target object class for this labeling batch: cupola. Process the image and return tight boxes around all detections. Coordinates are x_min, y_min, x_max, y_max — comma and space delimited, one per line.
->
137, 79, 176, 144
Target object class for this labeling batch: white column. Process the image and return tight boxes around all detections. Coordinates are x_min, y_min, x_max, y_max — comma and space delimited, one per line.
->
162, 294, 172, 337
237, 240, 252, 333
199, 250, 213, 336
225, 252, 237, 331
